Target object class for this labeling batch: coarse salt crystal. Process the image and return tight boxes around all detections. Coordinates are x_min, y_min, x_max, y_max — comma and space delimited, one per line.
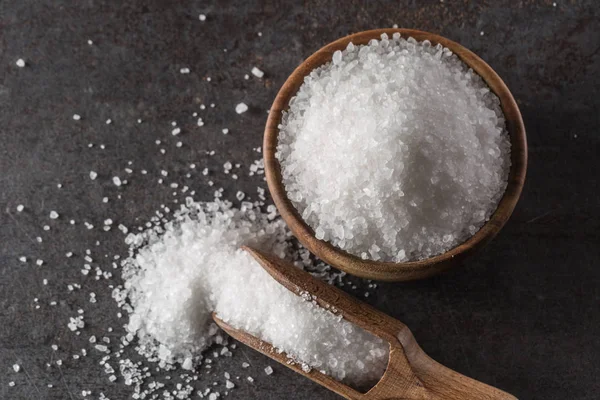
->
235, 103, 248, 114
251, 67, 264, 78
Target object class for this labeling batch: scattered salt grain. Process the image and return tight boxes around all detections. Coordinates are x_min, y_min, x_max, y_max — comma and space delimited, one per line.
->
16, 204, 24, 212
13, 364, 20, 372
251, 67, 264, 78
112, 177, 122, 186
199, 14, 206, 21
73, 114, 81, 121
180, 68, 191, 74
16, 59, 26, 68
264, 366, 273, 375
49, 211, 59, 219
235, 103, 248, 114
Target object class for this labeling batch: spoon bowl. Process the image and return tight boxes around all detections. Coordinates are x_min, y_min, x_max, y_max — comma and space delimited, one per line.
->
264, 28, 527, 281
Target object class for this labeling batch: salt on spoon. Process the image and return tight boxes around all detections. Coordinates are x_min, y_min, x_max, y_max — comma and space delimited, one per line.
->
214, 246, 518, 399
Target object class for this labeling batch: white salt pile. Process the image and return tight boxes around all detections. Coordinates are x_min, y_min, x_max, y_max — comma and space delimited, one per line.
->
277, 33, 511, 262
114, 199, 388, 389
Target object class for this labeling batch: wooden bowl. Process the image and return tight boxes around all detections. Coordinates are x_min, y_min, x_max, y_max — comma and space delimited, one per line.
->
263, 28, 527, 282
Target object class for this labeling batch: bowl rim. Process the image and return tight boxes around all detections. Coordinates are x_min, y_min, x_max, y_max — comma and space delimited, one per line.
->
263, 28, 528, 282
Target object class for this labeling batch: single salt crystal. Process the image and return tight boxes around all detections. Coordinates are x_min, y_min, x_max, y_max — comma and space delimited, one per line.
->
181, 358, 193, 370
172, 127, 181, 136
16, 59, 26, 67
180, 68, 190, 74
49, 211, 59, 219
12, 364, 20, 372
241, 362, 249, 369
332, 50, 342, 65
105, 119, 112, 124
225, 380, 234, 389
19, 256, 26, 263
277, 36, 510, 262
197, 118, 204, 127
235, 103, 248, 114
16, 204, 24, 212
112, 177, 122, 186
8, 381, 15, 387
199, 14, 206, 21
95, 344, 108, 352
235, 191, 245, 201
251, 67, 264, 78
264, 366, 273, 375
73, 114, 81, 120
222, 128, 229, 134
87, 39, 93, 45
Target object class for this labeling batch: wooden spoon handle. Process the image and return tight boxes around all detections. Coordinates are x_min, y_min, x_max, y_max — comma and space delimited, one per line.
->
390, 327, 518, 400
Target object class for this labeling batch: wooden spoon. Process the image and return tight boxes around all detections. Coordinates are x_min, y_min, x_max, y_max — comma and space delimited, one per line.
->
213, 246, 517, 400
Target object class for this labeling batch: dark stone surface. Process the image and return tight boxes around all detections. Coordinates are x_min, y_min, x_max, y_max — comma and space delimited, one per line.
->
1, 1, 599, 399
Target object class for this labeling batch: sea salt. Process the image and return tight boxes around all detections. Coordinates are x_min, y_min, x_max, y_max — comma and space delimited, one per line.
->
277, 34, 510, 262
251, 67, 264, 78
16, 59, 25, 68
235, 103, 248, 114
115, 200, 388, 388
49, 211, 59, 219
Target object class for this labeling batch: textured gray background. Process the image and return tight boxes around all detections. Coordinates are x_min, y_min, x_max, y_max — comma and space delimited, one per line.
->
1, 1, 599, 399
